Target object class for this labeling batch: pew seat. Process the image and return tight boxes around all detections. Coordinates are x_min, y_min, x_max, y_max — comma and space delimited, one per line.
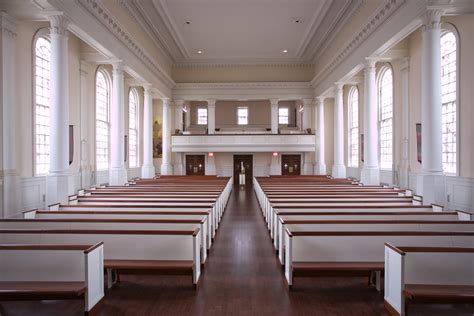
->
0, 281, 86, 300
404, 284, 474, 304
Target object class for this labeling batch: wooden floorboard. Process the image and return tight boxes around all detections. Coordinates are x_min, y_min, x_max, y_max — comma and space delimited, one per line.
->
1, 185, 473, 315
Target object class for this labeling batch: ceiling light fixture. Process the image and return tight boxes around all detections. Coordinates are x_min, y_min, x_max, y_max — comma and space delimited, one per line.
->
185, 21, 191, 25
282, 50, 288, 53
197, 50, 203, 54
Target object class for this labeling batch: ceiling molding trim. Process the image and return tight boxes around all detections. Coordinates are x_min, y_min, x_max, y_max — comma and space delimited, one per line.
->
120, 0, 183, 64
311, 0, 406, 89
172, 63, 315, 69
77, 0, 176, 90
306, 0, 363, 62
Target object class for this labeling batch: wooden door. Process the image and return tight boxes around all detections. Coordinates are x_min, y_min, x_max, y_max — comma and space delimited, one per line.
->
186, 155, 205, 175
233, 155, 253, 185
281, 154, 301, 175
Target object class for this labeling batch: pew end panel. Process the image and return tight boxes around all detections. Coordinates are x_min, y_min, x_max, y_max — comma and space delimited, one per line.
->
0, 243, 104, 315
384, 244, 474, 316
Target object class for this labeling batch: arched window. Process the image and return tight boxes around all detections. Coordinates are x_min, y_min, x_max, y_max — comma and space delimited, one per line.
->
348, 87, 359, 167
378, 66, 393, 170
95, 69, 110, 170
128, 89, 139, 168
440, 30, 457, 174
34, 36, 51, 175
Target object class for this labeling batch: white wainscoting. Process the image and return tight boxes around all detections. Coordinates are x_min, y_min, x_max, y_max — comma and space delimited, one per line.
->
409, 172, 473, 211
128, 168, 141, 180
21, 176, 47, 211
94, 170, 109, 186
346, 167, 361, 180
379, 170, 394, 186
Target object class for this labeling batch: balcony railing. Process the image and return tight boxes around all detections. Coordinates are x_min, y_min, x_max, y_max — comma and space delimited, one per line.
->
171, 134, 316, 153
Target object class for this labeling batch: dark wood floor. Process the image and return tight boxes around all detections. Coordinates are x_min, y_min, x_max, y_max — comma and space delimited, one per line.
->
1, 185, 473, 315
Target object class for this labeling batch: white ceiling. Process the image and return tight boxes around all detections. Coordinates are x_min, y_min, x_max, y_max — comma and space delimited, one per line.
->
151, 0, 330, 64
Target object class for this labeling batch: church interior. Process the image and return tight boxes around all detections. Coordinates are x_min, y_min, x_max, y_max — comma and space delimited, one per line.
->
0, 0, 473, 315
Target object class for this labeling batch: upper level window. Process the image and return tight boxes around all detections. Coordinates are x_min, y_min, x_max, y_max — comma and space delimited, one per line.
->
197, 108, 208, 125
34, 36, 51, 175
378, 66, 393, 170
95, 69, 110, 170
128, 89, 139, 168
440, 30, 457, 175
237, 106, 248, 125
348, 87, 359, 167
279, 107, 289, 125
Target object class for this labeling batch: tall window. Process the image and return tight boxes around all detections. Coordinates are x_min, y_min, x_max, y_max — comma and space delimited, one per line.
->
34, 36, 51, 175
348, 87, 359, 167
95, 69, 110, 170
378, 67, 393, 170
279, 107, 289, 125
197, 108, 207, 125
237, 106, 248, 125
128, 89, 139, 168
440, 30, 457, 174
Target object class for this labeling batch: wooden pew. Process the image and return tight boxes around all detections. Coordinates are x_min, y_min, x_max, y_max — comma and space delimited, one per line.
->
278, 221, 474, 265
0, 218, 209, 263
283, 230, 474, 289
0, 228, 202, 288
0, 243, 104, 315
384, 244, 474, 316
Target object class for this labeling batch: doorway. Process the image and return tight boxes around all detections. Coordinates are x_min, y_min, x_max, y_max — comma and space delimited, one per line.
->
233, 155, 253, 185
281, 154, 301, 175
186, 155, 205, 175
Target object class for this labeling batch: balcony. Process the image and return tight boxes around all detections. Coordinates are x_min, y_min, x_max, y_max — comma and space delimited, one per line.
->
171, 134, 316, 153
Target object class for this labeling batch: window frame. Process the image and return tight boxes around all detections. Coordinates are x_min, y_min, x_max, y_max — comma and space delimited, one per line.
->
377, 64, 394, 171
197, 107, 208, 125
278, 107, 289, 125
128, 88, 140, 168
347, 86, 359, 168
440, 23, 460, 176
95, 67, 112, 171
237, 106, 249, 125
32, 29, 52, 176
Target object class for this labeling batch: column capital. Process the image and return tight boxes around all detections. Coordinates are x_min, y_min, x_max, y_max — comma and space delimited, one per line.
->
143, 84, 153, 96
334, 82, 344, 91
421, 8, 444, 31
302, 98, 313, 106
316, 96, 326, 105
0, 12, 17, 38
364, 57, 378, 69
111, 60, 124, 75
173, 99, 186, 107
207, 99, 216, 107
270, 99, 279, 106
162, 98, 171, 107
45, 11, 69, 36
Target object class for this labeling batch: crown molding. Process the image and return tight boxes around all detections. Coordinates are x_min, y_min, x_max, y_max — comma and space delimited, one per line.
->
311, 0, 406, 89
172, 63, 315, 69
76, 0, 176, 90
303, 0, 363, 62
120, 0, 181, 64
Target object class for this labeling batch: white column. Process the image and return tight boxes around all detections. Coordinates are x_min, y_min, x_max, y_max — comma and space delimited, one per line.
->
79, 61, 92, 189
314, 96, 326, 175
46, 13, 71, 205
160, 98, 173, 175
270, 99, 279, 134
109, 61, 128, 185
302, 99, 312, 131
141, 85, 155, 178
206, 154, 216, 175
185, 102, 191, 132
332, 83, 346, 178
270, 153, 280, 175
207, 99, 216, 134
399, 58, 410, 189
0, 13, 21, 217
360, 59, 380, 185
174, 99, 185, 133
416, 8, 445, 204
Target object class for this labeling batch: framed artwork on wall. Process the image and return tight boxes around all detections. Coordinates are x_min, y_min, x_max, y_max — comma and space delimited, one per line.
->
416, 123, 422, 163
69, 125, 74, 165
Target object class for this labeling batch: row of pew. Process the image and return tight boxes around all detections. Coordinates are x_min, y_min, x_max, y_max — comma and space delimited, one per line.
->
0, 175, 233, 315
253, 175, 474, 316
